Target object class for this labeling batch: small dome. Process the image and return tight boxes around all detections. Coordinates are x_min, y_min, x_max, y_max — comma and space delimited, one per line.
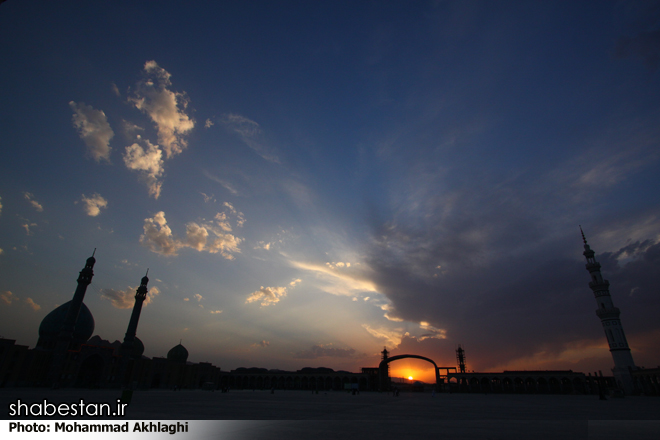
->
38, 301, 95, 349
132, 337, 145, 358
167, 343, 188, 363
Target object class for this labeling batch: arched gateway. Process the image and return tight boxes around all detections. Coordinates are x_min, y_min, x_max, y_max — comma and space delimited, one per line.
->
378, 354, 441, 391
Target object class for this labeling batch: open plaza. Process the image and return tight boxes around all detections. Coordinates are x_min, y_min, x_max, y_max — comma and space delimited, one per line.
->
2, 388, 659, 439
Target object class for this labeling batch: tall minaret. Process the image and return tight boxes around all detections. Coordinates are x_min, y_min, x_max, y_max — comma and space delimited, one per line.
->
121, 270, 149, 357
580, 227, 636, 393
48, 251, 96, 384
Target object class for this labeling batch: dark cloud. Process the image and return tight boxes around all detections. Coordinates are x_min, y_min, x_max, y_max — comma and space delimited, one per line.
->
614, 2, 660, 71
366, 199, 660, 371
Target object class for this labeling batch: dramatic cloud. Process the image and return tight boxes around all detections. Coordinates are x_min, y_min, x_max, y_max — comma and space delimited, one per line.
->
123, 140, 164, 199
100, 285, 160, 309
81, 193, 108, 216
23, 192, 43, 212
129, 60, 194, 158
140, 211, 242, 259
69, 101, 114, 162
221, 113, 280, 163
1, 291, 17, 305
294, 344, 357, 359
24, 298, 40, 311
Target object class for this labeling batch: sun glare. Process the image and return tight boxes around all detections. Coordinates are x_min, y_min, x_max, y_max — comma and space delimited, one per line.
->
408, 376, 413, 380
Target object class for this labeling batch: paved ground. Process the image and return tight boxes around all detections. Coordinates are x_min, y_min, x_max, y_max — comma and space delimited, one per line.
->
2, 388, 659, 439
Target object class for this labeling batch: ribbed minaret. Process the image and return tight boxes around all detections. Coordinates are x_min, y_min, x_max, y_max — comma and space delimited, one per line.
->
581, 227, 636, 393
48, 251, 96, 385
118, 271, 150, 387
121, 270, 149, 357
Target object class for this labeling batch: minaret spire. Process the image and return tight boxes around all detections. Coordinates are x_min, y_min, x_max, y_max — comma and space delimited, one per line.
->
580, 227, 636, 394
121, 271, 150, 356
48, 252, 97, 385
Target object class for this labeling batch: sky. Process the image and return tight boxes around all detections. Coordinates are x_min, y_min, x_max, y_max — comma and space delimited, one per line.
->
1, 1, 660, 383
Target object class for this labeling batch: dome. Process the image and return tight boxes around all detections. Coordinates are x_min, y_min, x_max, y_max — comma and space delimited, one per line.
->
167, 343, 188, 363
37, 301, 95, 349
132, 337, 145, 359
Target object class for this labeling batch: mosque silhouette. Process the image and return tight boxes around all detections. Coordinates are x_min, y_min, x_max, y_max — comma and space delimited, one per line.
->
0, 235, 658, 395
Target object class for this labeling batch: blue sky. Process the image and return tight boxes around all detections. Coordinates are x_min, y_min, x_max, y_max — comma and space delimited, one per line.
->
1, 1, 659, 381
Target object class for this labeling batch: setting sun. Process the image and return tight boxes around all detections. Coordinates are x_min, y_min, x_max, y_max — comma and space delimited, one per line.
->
408, 376, 413, 380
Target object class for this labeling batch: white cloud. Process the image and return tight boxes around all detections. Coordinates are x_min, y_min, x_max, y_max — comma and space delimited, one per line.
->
202, 170, 240, 195
123, 140, 164, 198
221, 113, 280, 163
205, 118, 214, 128
129, 60, 194, 158
21, 222, 37, 236
184, 222, 209, 251
121, 120, 144, 141
200, 192, 215, 203
289, 260, 377, 296
214, 212, 232, 232
380, 303, 404, 322
210, 310, 223, 315
246, 278, 300, 307
100, 285, 160, 309
1, 291, 17, 305
361, 324, 405, 348
23, 192, 43, 212
418, 321, 447, 341
81, 193, 108, 216
140, 212, 179, 255
69, 101, 114, 162
25, 298, 41, 311
246, 286, 287, 306
251, 340, 270, 348
140, 211, 243, 259
194, 293, 203, 302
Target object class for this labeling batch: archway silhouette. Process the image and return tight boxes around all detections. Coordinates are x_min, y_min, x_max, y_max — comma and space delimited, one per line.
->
378, 354, 441, 391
